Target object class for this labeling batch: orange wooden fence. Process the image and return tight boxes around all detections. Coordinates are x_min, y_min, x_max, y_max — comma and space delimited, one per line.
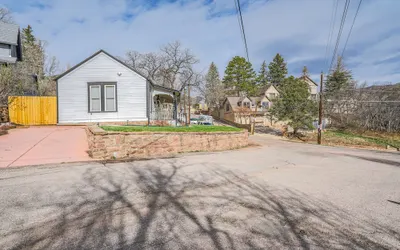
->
8, 96, 57, 125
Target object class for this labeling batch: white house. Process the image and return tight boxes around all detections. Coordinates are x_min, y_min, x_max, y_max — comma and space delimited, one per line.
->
56, 50, 179, 124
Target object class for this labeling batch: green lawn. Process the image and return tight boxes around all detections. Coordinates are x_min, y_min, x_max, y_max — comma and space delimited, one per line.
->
101, 125, 241, 133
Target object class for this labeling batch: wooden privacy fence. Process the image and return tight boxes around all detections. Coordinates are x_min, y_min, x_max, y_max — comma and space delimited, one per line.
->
8, 96, 57, 125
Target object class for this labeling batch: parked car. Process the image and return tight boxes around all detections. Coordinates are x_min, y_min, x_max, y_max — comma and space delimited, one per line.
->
190, 118, 199, 124
198, 115, 213, 125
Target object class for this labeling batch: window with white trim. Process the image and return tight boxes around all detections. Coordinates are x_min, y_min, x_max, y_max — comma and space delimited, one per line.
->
88, 83, 117, 112
104, 85, 116, 111
89, 85, 101, 112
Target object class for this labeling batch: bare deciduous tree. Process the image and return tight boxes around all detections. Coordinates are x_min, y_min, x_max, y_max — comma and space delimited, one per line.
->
125, 41, 200, 90
0, 7, 13, 23
0, 66, 16, 105
38, 55, 59, 96
325, 82, 400, 132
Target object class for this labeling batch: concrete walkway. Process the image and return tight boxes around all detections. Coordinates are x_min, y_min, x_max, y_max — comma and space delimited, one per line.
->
0, 126, 91, 168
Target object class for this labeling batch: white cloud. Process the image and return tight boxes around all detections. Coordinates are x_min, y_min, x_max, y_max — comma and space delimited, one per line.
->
4, 0, 400, 84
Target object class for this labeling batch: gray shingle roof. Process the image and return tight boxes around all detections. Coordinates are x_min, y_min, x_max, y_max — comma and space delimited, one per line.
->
225, 96, 240, 109
0, 22, 19, 45
258, 83, 273, 95
249, 96, 261, 104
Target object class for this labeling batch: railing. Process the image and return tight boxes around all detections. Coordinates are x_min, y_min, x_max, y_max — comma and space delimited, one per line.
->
177, 113, 186, 124
150, 104, 174, 121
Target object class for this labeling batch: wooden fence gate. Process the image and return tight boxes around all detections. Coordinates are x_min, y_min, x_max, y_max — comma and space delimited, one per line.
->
8, 96, 57, 125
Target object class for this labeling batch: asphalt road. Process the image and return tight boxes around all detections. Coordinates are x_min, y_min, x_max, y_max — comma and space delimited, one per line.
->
0, 135, 399, 249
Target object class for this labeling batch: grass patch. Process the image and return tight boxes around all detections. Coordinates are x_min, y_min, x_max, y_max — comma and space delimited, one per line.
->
101, 125, 242, 133
300, 129, 400, 150
328, 130, 400, 149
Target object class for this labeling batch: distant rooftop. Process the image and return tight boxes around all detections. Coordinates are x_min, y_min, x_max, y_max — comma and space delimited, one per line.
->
0, 22, 19, 45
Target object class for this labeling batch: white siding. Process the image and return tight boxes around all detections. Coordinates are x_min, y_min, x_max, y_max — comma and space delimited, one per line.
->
58, 52, 147, 123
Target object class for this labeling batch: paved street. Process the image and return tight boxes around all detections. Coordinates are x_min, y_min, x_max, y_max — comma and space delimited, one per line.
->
0, 135, 399, 249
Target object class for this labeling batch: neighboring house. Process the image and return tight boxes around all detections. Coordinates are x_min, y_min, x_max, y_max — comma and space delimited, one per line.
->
299, 75, 318, 100
191, 103, 209, 114
0, 22, 22, 65
219, 96, 264, 124
258, 84, 280, 109
219, 96, 241, 122
218, 77, 318, 124
55, 50, 179, 124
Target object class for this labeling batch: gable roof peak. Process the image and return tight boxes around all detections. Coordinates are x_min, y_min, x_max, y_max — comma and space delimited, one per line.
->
299, 75, 318, 86
55, 49, 178, 92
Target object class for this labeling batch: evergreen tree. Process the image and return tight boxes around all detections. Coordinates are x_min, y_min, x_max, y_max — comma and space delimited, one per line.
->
19, 25, 45, 95
268, 53, 288, 85
302, 65, 310, 78
270, 76, 318, 134
325, 56, 354, 94
256, 60, 268, 87
204, 62, 224, 109
22, 25, 36, 45
222, 56, 256, 96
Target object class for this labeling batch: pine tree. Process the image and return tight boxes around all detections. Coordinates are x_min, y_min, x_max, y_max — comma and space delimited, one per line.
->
205, 62, 224, 109
22, 25, 36, 45
268, 53, 288, 85
19, 25, 45, 95
325, 57, 354, 94
270, 76, 318, 134
222, 56, 256, 96
257, 60, 268, 87
302, 65, 310, 78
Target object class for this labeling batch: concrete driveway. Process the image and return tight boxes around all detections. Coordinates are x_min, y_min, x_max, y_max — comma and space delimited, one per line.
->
0, 135, 399, 249
0, 126, 91, 168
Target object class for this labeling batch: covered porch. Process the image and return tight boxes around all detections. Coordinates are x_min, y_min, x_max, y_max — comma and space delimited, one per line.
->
149, 84, 179, 124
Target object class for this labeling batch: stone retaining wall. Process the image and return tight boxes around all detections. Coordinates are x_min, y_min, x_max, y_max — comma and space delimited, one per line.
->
86, 126, 249, 159
0, 106, 9, 123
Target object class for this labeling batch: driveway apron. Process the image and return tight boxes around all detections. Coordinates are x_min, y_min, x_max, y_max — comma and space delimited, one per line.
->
0, 126, 91, 168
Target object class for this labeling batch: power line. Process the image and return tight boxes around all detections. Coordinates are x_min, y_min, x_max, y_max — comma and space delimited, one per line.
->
341, 0, 363, 57
328, 0, 351, 73
324, 0, 339, 70
233, 0, 245, 57
234, 0, 250, 61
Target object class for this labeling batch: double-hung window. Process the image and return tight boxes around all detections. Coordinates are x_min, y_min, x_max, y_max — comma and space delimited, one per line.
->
88, 83, 117, 112
104, 85, 116, 111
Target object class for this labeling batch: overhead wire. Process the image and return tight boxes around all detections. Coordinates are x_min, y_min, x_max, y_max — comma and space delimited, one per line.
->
233, 0, 250, 61
324, 0, 340, 71
341, 0, 363, 58
328, 0, 351, 73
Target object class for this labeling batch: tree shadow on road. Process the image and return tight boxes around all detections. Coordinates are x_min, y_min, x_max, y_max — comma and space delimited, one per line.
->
1, 161, 399, 249
255, 126, 283, 136
342, 154, 400, 168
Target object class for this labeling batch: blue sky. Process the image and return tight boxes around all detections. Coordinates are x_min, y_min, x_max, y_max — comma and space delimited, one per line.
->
2, 0, 400, 84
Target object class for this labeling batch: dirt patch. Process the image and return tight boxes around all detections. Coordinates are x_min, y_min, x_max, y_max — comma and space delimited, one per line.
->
289, 129, 400, 151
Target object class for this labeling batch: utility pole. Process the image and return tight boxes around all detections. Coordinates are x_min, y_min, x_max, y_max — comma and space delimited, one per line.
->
318, 71, 323, 145
188, 84, 191, 126
183, 87, 187, 126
